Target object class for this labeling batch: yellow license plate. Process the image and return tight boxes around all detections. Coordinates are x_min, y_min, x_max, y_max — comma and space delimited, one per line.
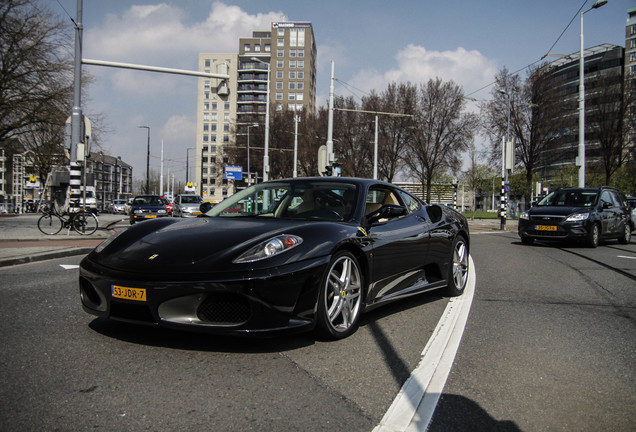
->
193, 211, 201, 215
112, 285, 147, 302
145, 215, 157, 219
535, 225, 557, 231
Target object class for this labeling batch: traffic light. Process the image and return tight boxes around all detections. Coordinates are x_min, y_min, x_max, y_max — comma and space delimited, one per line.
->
325, 165, 333, 176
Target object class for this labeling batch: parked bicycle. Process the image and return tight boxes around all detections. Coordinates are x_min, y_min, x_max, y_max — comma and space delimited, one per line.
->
37, 201, 99, 235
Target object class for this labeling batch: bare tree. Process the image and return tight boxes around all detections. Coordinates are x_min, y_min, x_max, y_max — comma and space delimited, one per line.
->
0, 0, 73, 143
406, 78, 477, 202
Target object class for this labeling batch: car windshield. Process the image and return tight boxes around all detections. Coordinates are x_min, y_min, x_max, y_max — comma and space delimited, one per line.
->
133, 196, 163, 206
537, 190, 598, 207
205, 181, 358, 221
181, 195, 202, 204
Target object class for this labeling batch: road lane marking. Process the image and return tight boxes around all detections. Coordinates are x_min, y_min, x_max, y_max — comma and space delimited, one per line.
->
617, 255, 636, 260
60, 264, 80, 270
374, 255, 476, 432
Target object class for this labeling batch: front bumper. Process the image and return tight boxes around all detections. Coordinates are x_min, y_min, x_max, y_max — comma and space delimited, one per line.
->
79, 255, 330, 336
518, 219, 589, 241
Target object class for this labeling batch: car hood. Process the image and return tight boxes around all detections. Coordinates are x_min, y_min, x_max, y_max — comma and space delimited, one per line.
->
529, 206, 591, 216
88, 217, 354, 275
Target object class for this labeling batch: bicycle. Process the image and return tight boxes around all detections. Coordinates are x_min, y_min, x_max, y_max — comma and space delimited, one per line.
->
37, 202, 99, 236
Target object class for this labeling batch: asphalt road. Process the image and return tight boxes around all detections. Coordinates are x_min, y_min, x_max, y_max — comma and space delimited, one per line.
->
0, 231, 634, 431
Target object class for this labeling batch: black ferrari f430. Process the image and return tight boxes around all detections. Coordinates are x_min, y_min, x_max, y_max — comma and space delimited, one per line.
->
79, 177, 470, 339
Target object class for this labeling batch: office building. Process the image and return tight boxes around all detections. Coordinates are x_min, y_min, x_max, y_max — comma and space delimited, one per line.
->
195, 22, 317, 202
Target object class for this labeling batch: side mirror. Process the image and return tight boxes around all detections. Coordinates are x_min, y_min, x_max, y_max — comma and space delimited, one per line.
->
602, 201, 612, 209
200, 202, 213, 214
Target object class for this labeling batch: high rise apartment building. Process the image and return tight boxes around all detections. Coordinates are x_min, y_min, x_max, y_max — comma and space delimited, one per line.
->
195, 22, 316, 202
626, 7, 636, 77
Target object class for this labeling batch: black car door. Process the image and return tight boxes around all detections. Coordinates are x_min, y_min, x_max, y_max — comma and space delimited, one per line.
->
365, 187, 431, 303
599, 190, 618, 234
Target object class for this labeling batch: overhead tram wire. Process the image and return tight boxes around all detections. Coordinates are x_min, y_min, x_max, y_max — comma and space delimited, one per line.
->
465, 0, 590, 98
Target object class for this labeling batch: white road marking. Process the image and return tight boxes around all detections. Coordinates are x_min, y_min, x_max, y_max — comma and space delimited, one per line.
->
373, 255, 476, 432
617, 255, 636, 260
60, 264, 80, 270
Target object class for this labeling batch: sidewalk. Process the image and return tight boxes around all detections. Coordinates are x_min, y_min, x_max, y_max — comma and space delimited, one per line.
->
0, 213, 124, 267
0, 214, 513, 267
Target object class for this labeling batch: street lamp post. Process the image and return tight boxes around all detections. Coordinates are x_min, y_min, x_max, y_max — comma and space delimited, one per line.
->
246, 123, 259, 185
251, 57, 270, 182
186, 147, 194, 184
138, 125, 150, 194
578, 0, 608, 188
497, 90, 511, 231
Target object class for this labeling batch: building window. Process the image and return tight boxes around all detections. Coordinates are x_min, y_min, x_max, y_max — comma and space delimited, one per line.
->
203, 102, 209, 110
224, 113, 230, 121
289, 60, 296, 68
289, 82, 296, 90
203, 124, 209, 132
289, 50, 296, 58
276, 71, 283, 79
297, 60, 304, 69
276, 82, 283, 89
212, 102, 218, 110
278, 28, 284, 36
277, 38, 284, 47
289, 93, 295, 100
277, 60, 284, 68
224, 102, 230, 110
289, 71, 296, 79
203, 145, 209, 152
276, 92, 283, 100
211, 124, 217, 131
223, 124, 230, 132
297, 71, 304, 79
204, 92, 210, 99
244, 44, 251, 52
296, 92, 304, 101
211, 135, 217, 142
277, 49, 284, 58
264, 44, 271, 52
202, 157, 208, 163
297, 82, 304, 90
254, 44, 261, 52
203, 113, 210, 121
290, 29, 297, 47
211, 113, 218, 121
211, 146, 217, 153
223, 135, 229, 142
298, 49, 304, 58
203, 135, 209, 142
298, 28, 305, 46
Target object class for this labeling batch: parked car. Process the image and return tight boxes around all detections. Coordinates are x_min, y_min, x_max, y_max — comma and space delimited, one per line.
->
518, 186, 632, 247
79, 177, 470, 340
109, 199, 127, 214
173, 194, 203, 217
128, 194, 169, 224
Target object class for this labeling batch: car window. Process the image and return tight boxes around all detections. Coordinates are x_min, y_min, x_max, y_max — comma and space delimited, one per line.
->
538, 190, 597, 207
600, 191, 613, 207
207, 181, 357, 221
399, 190, 421, 213
365, 187, 402, 216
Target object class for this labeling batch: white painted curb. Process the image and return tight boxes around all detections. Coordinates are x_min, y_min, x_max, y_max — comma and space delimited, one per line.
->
374, 255, 476, 432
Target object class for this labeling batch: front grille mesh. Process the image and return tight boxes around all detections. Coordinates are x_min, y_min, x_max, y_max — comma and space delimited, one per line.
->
196, 293, 251, 324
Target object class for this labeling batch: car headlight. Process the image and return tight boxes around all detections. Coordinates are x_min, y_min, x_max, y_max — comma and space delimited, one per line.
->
233, 234, 303, 263
134, 209, 143, 214
519, 211, 529, 220
158, 209, 166, 214
565, 213, 589, 222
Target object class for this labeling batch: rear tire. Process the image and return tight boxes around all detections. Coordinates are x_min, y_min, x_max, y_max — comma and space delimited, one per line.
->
587, 223, 600, 248
37, 214, 63, 235
445, 235, 469, 296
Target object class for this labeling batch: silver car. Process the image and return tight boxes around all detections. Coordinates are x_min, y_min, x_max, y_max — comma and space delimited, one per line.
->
173, 194, 203, 217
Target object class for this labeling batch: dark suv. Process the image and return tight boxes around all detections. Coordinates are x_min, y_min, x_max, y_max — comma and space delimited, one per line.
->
518, 187, 632, 248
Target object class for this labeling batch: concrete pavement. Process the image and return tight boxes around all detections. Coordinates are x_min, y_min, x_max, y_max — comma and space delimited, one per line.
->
0, 213, 510, 267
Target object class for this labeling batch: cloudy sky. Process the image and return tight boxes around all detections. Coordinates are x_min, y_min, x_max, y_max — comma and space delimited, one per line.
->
49, 0, 630, 184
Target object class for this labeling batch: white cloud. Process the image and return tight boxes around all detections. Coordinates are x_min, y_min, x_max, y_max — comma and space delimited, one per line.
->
349, 45, 497, 95
161, 115, 196, 143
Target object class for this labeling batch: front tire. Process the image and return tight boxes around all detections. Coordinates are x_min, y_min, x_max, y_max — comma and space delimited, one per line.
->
587, 223, 600, 248
72, 211, 98, 235
618, 222, 631, 244
316, 251, 363, 340
445, 235, 469, 296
